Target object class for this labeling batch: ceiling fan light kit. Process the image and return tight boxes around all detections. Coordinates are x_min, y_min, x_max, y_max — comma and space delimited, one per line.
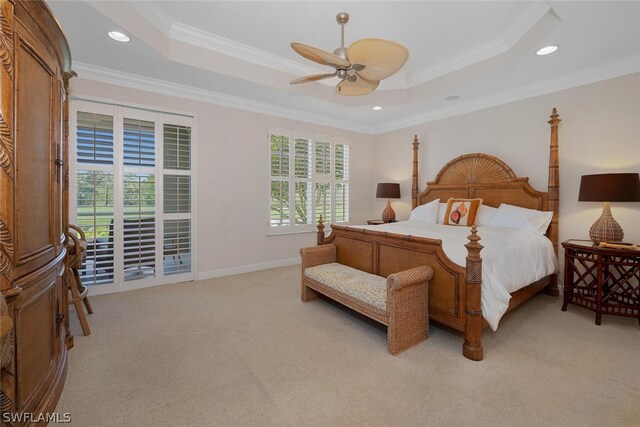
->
290, 12, 409, 96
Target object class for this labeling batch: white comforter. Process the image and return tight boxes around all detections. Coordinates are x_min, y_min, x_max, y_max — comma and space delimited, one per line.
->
357, 222, 558, 330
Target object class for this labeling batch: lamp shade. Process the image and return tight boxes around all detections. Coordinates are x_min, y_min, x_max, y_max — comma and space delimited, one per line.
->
578, 173, 640, 202
376, 183, 401, 199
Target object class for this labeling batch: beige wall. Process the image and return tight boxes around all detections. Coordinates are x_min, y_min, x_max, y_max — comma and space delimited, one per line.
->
70, 79, 375, 278
373, 72, 640, 254
71, 72, 640, 280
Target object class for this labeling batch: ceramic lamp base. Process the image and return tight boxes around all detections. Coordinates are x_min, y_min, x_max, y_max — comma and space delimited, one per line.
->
381, 199, 396, 223
589, 202, 624, 244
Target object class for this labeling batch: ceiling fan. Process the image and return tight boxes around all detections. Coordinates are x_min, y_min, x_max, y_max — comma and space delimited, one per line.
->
290, 12, 409, 96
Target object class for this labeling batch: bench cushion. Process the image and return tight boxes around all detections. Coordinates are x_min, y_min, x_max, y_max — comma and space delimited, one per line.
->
304, 263, 387, 311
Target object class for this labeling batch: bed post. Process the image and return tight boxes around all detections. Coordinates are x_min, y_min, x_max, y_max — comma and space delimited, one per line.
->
463, 225, 484, 361
546, 108, 561, 296
412, 135, 419, 209
316, 215, 325, 245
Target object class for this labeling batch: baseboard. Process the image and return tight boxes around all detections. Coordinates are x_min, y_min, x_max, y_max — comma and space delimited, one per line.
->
197, 257, 300, 281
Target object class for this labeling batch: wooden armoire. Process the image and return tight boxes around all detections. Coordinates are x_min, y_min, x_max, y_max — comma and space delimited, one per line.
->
0, 0, 72, 422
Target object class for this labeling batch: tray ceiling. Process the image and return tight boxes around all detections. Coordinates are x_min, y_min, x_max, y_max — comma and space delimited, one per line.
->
48, 1, 640, 134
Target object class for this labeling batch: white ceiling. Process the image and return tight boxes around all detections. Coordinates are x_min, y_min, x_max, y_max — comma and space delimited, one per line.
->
47, 1, 640, 134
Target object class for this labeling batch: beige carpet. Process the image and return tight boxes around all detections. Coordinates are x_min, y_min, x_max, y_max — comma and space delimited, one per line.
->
54, 266, 640, 426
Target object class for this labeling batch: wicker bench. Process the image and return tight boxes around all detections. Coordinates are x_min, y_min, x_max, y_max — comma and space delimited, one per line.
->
300, 244, 433, 355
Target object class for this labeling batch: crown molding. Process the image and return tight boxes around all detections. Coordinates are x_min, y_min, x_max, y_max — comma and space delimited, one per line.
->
72, 62, 377, 135
169, 22, 325, 80
377, 54, 640, 134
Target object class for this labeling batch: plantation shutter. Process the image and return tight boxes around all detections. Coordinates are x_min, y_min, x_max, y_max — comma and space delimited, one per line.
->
315, 141, 331, 175
163, 124, 191, 170
314, 141, 331, 223
77, 112, 114, 164
163, 175, 191, 214
76, 170, 114, 285
163, 219, 191, 275
163, 123, 193, 276
270, 133, 290, 226
123, 118, 155, 166
123, 173, 156, 281
334, 144, 350, 223
75, 111, 115, 286
314, 182, 331, 223
294, 138, 312, 225
121, 115, 156, 282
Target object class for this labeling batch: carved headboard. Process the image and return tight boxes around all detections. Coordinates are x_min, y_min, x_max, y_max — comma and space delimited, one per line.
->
411, 108, 561, 254
415, 153, 547, 210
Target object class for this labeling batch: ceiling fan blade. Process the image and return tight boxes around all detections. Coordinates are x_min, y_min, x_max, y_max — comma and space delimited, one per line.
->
291, 42, 350, 68
347, 38, 409, 81
290, 73, 337, 85
335, 76, 379, 96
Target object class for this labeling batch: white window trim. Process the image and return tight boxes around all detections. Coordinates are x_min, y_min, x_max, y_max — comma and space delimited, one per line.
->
267, 127, 350, 236
70, 99, 198, 295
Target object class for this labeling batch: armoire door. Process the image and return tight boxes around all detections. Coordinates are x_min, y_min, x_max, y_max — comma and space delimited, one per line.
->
13, 266, 63, 411
13, 14, 64, 278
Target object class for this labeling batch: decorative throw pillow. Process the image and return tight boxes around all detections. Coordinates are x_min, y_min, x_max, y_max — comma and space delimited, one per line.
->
409, 199, 440, 224
475, 205, 498, 226
444, 198, 482, 226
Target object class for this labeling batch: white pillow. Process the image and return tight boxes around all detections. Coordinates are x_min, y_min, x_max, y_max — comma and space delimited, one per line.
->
437, 203, 447, 224
489, 203, 553, 235
409, 199, 440, 224
476, 205, 498, 226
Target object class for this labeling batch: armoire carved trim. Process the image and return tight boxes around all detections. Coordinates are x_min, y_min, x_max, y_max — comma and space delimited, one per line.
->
0, 219, 14, 280
0, 3, 15, 81
0, 113, 13, 179
0, 0, 15, 293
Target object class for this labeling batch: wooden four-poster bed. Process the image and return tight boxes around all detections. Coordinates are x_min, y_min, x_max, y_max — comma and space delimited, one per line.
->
314, 108, 561, 361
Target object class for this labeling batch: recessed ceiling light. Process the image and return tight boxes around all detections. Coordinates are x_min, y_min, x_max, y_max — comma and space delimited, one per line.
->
536, 45, 558, 56
445, 95, 460, 101
107, 31, 130, 43
372, 106, 383, 111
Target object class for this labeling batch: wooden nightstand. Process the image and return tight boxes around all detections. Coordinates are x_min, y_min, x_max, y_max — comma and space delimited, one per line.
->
562, 239, 640, 325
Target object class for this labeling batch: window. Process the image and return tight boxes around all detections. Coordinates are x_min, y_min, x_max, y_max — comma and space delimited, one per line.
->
71, 101, 195, 294
268, 129, 349, 233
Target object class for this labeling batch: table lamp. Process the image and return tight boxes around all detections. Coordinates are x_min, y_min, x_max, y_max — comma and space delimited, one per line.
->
376, 183, 401, 222
578, 173, 640, 244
